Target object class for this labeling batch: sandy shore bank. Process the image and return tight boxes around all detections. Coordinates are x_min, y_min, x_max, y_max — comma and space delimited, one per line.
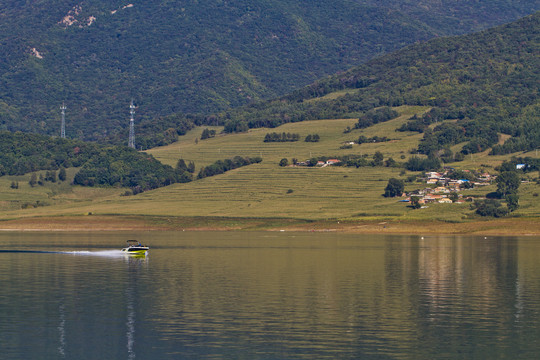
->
0, 215, 538, 236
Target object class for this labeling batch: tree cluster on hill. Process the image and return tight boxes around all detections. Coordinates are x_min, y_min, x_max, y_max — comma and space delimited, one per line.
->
0, 131, 99, 176
175, 159, 196, 183
304, 134, 320, 142
472, 199, 509, 217
0, 131, 183, 194
197, 156, 262, 179
472, 160, 523, 217
355, 107, 399, 129
73, 147, 181, 193
264, 132, 300, 142
28, 169, 65, 187
200, 128, 217, 140
384, 178, 405, 197
404, 156, 441, 172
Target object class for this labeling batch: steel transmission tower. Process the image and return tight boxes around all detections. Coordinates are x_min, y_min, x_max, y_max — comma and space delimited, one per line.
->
128, 100, 136, 149
60, 102, 66, 138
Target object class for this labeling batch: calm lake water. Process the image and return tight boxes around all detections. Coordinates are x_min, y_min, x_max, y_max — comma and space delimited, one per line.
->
1, 231, 539, 359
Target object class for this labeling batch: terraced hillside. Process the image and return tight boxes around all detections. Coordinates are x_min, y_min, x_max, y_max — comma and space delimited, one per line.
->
1, 106, 538, 227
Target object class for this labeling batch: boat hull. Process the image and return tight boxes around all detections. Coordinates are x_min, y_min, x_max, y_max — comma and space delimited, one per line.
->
121, 247, 149, 255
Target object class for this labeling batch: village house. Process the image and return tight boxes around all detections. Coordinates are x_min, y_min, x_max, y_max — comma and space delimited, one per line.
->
326, 159, 341, 165
423, 194, 445, 203
433, 186, 450, 193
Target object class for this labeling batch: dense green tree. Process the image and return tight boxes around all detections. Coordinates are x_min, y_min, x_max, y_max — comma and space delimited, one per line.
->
410, 196, 422, 209
496, 170, 520, 197
176, 159, 188, 173
279, 158, 289, 167
474, 199, 509, 217
385, 157, 397, 167
29, 173, 37, 187
384, 178, 404, 197
506, 194, 520, 212
201, 128, 216, 140
372, 152, 384, 167
58, 167, 67, 182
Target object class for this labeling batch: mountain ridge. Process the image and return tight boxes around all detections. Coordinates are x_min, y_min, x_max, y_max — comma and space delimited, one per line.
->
196, 12, 539, 157
0, 0, 538, 140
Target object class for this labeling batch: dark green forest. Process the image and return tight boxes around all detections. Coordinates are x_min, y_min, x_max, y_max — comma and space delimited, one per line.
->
0, 1, 537, 141
0, 131, 186, 193
0, 131, 99, 175
73, 146, 181, 193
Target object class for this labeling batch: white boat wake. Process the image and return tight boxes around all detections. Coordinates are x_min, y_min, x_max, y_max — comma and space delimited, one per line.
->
0, 250, 147, 258
61, 250, 130, 257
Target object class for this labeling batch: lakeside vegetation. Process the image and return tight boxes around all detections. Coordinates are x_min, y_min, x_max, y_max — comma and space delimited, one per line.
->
0, 115, 537, 231
0, 13, 538, 232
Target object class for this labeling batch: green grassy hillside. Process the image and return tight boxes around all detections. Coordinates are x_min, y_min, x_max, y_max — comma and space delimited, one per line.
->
1, 107, 537, 227
0, 11, 538, 231
206, 12, 539, 158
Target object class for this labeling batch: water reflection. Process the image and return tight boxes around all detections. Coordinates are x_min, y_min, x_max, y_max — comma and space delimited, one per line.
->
0, 232, 539, 359
144, 234, 538, 359
58, 303, 66, 358
125, 255, 148, 360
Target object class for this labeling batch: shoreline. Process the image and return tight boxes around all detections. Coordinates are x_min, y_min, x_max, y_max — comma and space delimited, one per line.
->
0, 215, 538, 236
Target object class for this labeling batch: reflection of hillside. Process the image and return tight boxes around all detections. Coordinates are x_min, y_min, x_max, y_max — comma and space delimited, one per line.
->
150, 237, 393, 353
408, 236, 523, 357
149, 235, 532, 357
416, 237, 518, 317
3, 232, 540, 358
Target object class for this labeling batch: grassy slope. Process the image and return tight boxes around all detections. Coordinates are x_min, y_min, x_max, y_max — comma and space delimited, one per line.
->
0, 105, 538, 232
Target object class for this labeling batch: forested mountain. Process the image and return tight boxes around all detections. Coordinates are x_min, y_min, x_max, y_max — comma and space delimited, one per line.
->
201, 12, 539, 156
0, 0, 537, 141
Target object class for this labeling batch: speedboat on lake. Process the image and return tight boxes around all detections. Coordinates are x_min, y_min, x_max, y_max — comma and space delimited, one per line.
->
122, 240, 149, 255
